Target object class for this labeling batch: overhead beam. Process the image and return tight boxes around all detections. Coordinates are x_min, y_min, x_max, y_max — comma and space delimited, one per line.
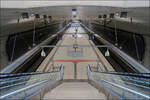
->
40, 44, 112, 48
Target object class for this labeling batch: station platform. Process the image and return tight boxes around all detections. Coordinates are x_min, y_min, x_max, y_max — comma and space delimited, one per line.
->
1, 24, 149, 100
35, 26, 112, 99
37, 26, 115, 80
43, 82, 106, 99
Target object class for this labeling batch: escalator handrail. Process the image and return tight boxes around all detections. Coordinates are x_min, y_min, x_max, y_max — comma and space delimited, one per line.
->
0, 71, 57, 79
0, 80, 48, 99
102, 79, 150, 99
88, 65, 150, 99
0, 66, 64, 99
0, 66, 64, 79
88, 65, 150, 78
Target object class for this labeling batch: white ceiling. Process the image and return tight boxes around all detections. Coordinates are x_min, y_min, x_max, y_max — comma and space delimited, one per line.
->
1, 0, 149, 8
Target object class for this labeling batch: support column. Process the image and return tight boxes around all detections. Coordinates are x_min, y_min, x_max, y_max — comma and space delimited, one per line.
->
0, 36, 9, 71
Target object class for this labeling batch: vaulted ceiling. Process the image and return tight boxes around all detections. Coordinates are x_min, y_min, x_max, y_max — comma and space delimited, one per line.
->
1, 0, 149, 8
0, 0, 150, 36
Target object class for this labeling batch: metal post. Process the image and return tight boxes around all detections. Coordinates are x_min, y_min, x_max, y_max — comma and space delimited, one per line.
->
33, 18, 36, 46
114, 19, 118, 46
10, 35, 17, 63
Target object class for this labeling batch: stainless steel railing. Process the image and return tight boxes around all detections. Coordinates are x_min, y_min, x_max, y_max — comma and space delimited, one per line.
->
0, 65, 64, 100
88, 65, 150, 100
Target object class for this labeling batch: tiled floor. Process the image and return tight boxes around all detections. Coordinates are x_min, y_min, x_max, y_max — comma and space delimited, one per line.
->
43, 82, 106, 100
53, 27, 99, 79
42, 26, 108, 99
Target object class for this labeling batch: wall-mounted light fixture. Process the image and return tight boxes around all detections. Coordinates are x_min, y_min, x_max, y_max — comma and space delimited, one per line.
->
105, 49, 110, 57
41, 49, 46, 57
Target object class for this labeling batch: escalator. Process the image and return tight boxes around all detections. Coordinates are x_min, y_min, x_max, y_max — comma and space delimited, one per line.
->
0, 65, 149, 100
88, 65, 150, 100
1, 23, 149, 100
0, 66, 64, 100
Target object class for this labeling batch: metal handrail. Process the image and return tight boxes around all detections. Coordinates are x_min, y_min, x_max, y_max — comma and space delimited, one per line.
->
89, 65, 150, 86
0, 70, 61, 79
0, 66, 64, 87
88, 65, 150, 78
0, 80, 48, 99
88, 65, 150, 100
0, 79, 37, 90
96, 64, 150, 86
110, 78, 150, 90
40, 44, 112, 48
0, 66, 64, 99
102, 80, 150, 99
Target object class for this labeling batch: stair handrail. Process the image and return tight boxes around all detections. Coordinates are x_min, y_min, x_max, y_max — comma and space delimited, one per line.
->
88, 65, 150, 100
0, 65, 64, 99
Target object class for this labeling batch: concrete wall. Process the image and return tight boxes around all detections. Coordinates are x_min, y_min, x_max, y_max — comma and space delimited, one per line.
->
0, 6, 149, 71
143, 36, 150, 70
0, 18, 63, 71
0, 36, 8, 70
105, 20, 150, 70
0, 20, 43, 70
